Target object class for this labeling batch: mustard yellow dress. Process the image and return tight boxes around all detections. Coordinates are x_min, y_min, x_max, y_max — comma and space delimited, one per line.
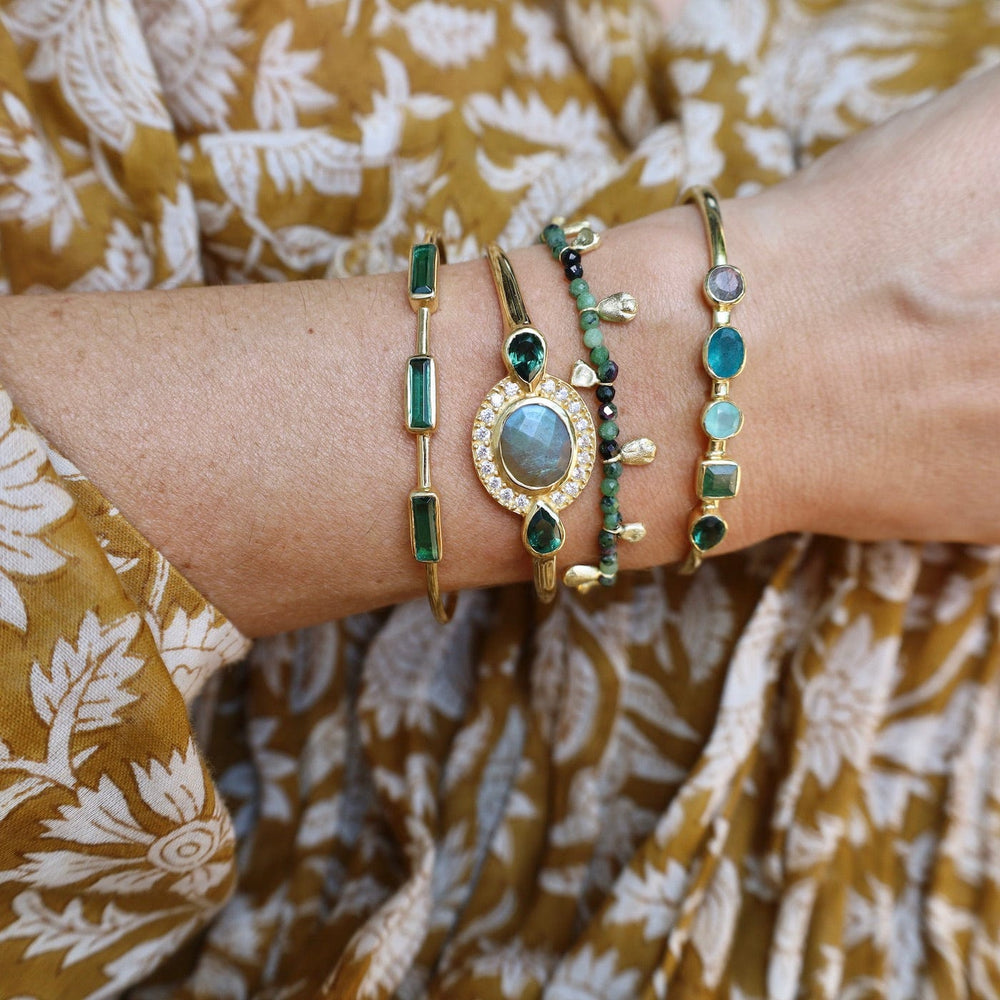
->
0, 2, 998, 998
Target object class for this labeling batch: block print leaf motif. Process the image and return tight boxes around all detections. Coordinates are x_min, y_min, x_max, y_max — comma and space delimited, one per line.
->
373, 0, 497, 70
0, 394, 74, 631
0, 891, 159, 966
31, 610, 144, 739
253, 20, 336, 129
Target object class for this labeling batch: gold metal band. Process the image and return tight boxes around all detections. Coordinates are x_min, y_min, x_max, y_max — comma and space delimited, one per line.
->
679, 186, 747, 574
477, 244, 595, 603
406, 230, 455, 623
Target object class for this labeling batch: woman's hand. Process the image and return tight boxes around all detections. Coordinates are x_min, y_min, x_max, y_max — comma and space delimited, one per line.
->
728, 65, 1000, 549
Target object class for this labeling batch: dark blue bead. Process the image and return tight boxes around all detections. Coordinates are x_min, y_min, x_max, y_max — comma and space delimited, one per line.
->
564, 262, 584, 281
595, 384, 615, 404
598, 440, 619, 460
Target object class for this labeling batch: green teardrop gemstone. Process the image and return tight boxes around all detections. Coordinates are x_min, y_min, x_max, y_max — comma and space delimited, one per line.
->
691, 514, 726, 552
525, 504, 564, 555
506, 331, 546, 384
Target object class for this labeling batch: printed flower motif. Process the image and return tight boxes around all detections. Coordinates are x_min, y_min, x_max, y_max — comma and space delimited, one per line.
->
800, 616, 900, 788
3, 740, 235, 902
253, 20, 336, 129
547, 943, 641, 1000
0, 394, 74, 631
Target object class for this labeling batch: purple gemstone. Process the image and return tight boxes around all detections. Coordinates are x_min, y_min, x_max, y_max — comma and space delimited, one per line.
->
706, 265, 745, 304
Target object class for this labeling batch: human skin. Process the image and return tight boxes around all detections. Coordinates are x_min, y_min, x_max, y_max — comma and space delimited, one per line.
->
0, 67, 997, 636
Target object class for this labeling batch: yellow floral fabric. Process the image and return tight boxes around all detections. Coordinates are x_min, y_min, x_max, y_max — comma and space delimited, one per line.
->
0, 1, 998, 998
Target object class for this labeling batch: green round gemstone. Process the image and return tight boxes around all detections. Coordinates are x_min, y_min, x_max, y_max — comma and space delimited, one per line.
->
599, 420, 619, 440
580, 310, 600, 331
599, 556, 618, 574
583, 327, 603, 349
590, 346, 609, 366
576, 292, 596, 310
600, 477, 619, 497
603, 512, 623, 531
569, 277, 589, 297
604, 462, 623, 479
598, 529, 617, 548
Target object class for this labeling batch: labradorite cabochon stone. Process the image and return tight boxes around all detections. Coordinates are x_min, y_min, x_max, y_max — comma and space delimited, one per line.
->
499, 402, 572, 489
704, 327, 745, 379
702, 400, 742, 440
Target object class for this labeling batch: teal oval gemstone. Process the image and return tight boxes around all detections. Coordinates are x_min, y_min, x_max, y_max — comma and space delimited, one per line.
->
525, 504, 564, 555
691, 514, 726, 551
498, 402, 572, 489
506, 331, 545, 384
702, 400, 742, 440
705, 327, 745, 379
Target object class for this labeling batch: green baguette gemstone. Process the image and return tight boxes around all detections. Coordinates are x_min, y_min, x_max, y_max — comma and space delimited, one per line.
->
410, 492, 441, 562
406, 355, 435, 431
409, 242, 437, 298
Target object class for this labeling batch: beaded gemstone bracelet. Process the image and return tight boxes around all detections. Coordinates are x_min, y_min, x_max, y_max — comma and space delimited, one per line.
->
540, 219, 657, 593
678, 186, 747, 574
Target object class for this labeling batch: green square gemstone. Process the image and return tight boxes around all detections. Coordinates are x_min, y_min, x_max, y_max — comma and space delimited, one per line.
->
406, 355, 435, 431
409, 243, 437, 299
699, 460, 740, 500
410, 492, 441, 562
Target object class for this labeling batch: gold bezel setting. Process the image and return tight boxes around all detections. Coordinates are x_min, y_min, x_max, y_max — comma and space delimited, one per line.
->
472, 376, 595, 515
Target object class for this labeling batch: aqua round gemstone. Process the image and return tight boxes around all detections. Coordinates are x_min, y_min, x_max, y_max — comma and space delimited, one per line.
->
702, 400, 742, 440
704, 327, 745, 379
691, 514, 726, 551
576, 292, 596, 310
583, 328, 603, 349
506, 330, 545, 384
499, 402, 572, 489
525, 504, 564, 555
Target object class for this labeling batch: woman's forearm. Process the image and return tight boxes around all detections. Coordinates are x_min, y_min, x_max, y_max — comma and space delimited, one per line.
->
1, 67, 998, 636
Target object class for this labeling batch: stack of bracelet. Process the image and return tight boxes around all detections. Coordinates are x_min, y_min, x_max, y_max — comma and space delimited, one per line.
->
540, 219, 657, 593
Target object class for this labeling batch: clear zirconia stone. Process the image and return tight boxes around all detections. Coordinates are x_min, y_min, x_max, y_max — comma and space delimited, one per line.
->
515, 494, 529, 512
565, 481, 579, 496
474, 427, 490, 442
552, 491, 566, 506
541, 379, 555, 395
481, 461, 496, 476
504, 381, 520, 397
569, 401, 581, 415
490, 391, 504, 408
499, 488, 515, 504
475, 445, 490, 461
488, 476, 503, 494
575, 418, 589, 432
498, 402, 573, 490
479, 408, 496, 426
556, 388, 569, 402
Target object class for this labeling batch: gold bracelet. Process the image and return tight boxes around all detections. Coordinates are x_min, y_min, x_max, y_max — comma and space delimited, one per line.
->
471, 244, 596, 602
679, 186, 747, 574
405, 230, 455, 623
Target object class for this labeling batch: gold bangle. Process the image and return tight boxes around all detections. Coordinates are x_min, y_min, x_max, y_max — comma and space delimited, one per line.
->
471, 244, 596, 602
679, 186, 747, 574
405, 230, 456, 623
